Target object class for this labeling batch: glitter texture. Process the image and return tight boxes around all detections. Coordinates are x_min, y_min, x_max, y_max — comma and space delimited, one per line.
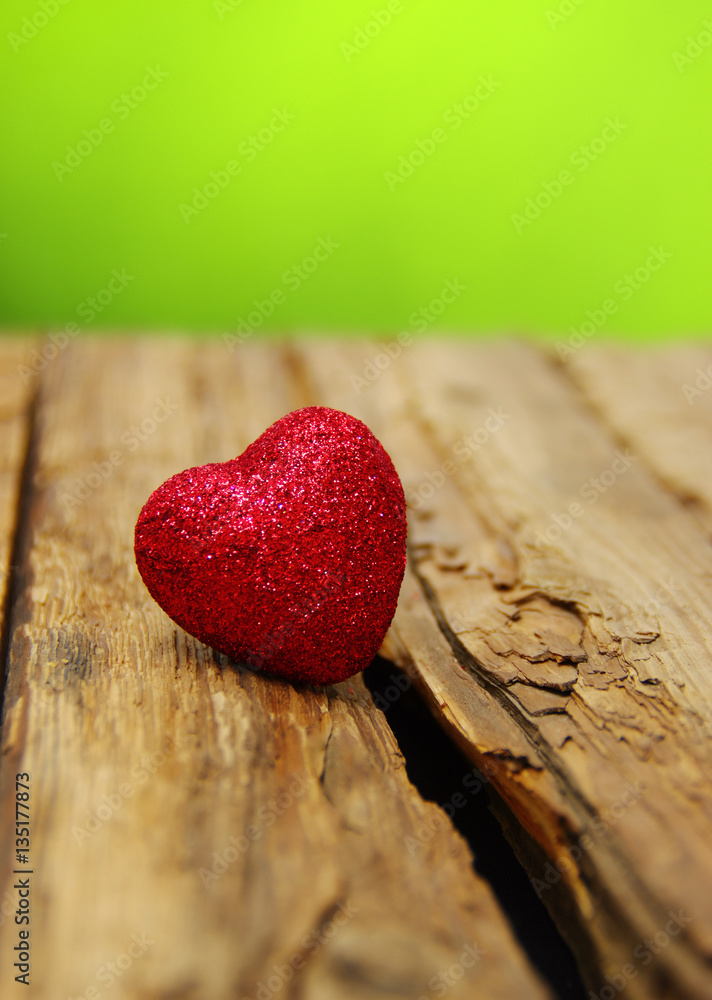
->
134, 406, 407, 685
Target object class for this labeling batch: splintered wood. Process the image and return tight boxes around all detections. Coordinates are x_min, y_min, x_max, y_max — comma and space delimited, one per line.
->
1, 334, 712, 1000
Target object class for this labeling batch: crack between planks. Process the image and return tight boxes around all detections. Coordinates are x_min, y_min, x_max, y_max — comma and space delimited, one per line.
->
403, 552, 707, 990
362, 654, 587, 1000
0, 381, 40, 716
318, 709, 335, 795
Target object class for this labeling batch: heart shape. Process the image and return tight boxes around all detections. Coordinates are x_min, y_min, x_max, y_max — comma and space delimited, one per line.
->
134, 406, 407, 684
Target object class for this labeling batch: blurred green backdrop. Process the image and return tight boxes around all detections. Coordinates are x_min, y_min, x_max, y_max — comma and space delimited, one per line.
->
0, 1, 710, 338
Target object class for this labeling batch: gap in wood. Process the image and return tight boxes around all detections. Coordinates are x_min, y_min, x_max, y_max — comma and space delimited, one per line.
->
0, 384, 39, 712
363, 655, 587, 1000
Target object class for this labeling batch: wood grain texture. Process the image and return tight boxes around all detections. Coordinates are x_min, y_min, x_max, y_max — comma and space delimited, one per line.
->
292, 337, 712, 1000
0, 338, 550, 1000
0, 337, 37, 627
564, 342, 712, 533
0, 337, 39, 927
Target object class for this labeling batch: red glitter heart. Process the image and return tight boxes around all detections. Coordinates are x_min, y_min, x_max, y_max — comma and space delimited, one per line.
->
134, 406, 407, 685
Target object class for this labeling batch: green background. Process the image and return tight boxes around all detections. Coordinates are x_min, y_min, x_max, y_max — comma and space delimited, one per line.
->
1, 0, 710, 339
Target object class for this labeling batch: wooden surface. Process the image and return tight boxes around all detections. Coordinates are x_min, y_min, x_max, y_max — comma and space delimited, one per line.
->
566, 343, 712, 533
0, 339, 35, 629
0, 334, 711, 1000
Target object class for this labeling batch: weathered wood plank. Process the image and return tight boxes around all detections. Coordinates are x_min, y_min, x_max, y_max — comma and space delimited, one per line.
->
563, 342, 712, 533
0, 338, 550, 1000
0, 336, 38, 931
0, 337, 37, 629
293, 337, 712, 1000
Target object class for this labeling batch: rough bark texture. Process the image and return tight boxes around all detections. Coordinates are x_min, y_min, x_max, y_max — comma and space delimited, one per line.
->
0, 337, 550, 1000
